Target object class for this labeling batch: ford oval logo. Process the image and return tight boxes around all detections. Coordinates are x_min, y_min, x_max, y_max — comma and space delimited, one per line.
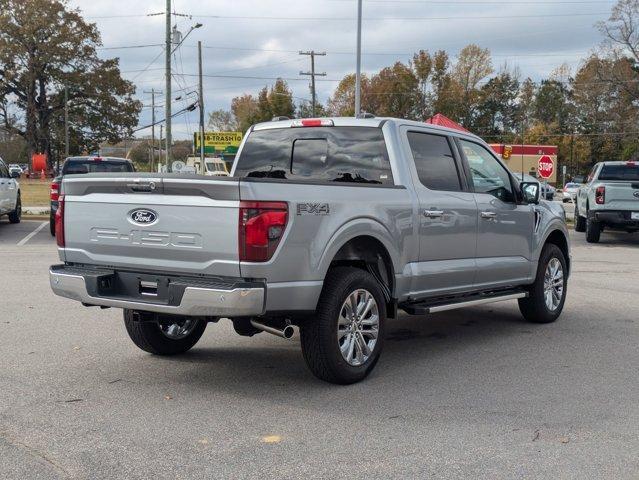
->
130, 209, 158, 225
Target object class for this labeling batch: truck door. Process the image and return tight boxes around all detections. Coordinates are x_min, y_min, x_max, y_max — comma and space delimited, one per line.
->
457, 139, 534, 288
402, 128, 478, 298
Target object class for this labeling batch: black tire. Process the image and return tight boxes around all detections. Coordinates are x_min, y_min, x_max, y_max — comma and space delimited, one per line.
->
518, 243, 567, 324
8, 193, 21, 224
300, 267, 387, 384
585, 213, 601, 243
574, 203, 586, 232
49, 212, 55, 236
123, 309, 207, 355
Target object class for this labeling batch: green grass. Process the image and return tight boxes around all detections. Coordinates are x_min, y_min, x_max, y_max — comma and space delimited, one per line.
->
20, 178, 50, 207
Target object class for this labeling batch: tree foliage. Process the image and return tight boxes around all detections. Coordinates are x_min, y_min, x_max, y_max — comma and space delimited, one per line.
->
0, 0, 141, 165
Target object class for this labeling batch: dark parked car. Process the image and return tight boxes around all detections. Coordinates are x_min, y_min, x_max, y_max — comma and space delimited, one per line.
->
50, 156, 135, 235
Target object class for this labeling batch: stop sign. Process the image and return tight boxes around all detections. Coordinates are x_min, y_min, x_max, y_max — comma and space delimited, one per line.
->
538, 155, 554, 179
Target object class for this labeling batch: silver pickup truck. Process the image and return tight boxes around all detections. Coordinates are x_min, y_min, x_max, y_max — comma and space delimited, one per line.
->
50, 117, 570, 384
575, 160, 639, 243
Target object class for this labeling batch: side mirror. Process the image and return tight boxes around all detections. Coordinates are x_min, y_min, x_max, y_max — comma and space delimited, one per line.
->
10, 170, 20, 178
521, 182, 540, 204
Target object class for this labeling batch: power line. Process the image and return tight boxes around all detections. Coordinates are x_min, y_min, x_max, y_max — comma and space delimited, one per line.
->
187, 12, 610, 21
86, 12, 609, 21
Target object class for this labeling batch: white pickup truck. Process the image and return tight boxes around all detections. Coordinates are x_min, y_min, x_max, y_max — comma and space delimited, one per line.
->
575, 161, 639, 242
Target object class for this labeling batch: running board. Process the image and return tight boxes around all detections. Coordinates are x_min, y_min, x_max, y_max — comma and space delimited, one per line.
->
400, 290, 528, 315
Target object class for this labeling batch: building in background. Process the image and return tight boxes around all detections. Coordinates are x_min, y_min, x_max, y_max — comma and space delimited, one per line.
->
489, 144, 558, 184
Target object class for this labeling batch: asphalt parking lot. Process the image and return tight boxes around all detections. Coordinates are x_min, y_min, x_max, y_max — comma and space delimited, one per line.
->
1, 218, 638, 479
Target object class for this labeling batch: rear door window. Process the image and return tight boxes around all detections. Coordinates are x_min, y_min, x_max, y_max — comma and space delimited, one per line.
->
407, 132, 462, 191
234, 127, 393, 185
598, 164, 639, 181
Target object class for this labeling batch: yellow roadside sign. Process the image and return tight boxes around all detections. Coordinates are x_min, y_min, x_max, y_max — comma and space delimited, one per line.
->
194, 132, 243, 154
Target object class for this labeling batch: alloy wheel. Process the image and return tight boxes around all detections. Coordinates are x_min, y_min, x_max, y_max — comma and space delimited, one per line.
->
543, 258, 564, 311
337, 289, 379, 366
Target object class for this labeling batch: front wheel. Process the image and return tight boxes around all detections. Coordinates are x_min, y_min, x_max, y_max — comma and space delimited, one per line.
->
518, 244, 567, 324
124, 310, 207, 355
300, 267, 386, 384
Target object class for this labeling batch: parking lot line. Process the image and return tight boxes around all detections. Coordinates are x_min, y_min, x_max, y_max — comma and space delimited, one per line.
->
17, 221, 48, 246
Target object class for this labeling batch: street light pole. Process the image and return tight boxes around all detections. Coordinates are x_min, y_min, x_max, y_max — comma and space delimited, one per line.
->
165, 0, 172, 171
354, 0, 363, 117
198, 41, 205, 175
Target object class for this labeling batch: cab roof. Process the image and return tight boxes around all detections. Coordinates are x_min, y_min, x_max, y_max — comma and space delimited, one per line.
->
252, 116, 482, 141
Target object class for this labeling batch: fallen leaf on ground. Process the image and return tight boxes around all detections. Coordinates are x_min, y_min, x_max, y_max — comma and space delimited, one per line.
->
261, 435, 281, 444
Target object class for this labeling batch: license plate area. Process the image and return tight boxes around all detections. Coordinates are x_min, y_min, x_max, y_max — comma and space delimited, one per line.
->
631, 212, 639, 220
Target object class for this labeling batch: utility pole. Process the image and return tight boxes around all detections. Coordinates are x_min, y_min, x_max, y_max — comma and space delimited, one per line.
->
144, 88, 162, 173
165, 0, 172, 171
198, 41, 205, 175
299, 51, 326, 117
62, 86, 69, 173
159, 124, 164, 171
355, 0, 363, 117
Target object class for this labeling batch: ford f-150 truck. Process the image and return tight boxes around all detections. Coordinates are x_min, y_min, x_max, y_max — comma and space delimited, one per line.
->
49, 117, 570, 384
575, 160, 639, 243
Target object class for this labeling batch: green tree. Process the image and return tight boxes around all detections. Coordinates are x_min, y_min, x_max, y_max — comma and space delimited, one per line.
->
369, 62, 422, 119
475, 69, 520, 138
0, 0, 141, 166
268, 78, 295, 119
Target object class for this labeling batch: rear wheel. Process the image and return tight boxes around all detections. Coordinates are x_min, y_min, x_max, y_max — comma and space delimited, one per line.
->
124, 310, 207, 355
574, 203, 586, 232
300, 267, 386, 384
8, 193, 21, 224
585, 212, 601, 243
519, 244, 567, 324
49, 211, 55, 236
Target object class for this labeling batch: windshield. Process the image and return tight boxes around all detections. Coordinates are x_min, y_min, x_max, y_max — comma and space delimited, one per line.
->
63, 160, 134, 175
598, 164, 639, 181
564, 183, 578, 188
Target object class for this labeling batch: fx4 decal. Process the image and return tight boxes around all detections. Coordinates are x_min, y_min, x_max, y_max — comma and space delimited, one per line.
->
297, 203, 330, 215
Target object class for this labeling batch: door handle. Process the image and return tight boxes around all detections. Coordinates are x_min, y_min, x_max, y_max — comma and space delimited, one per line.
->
423, 210, 444, 218
480, 211, 497, 219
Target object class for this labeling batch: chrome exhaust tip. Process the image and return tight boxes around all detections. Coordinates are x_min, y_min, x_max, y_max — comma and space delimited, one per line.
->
250, 320, 295, 340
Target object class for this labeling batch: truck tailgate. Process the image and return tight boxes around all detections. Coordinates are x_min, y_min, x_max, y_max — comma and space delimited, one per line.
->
61, 175, 241, 277
599, 182, 639, 211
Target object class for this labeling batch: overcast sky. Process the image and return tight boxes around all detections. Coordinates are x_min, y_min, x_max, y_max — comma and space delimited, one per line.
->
69, 0, 617, 139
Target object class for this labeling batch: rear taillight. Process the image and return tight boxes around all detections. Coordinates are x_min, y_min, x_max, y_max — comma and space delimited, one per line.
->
238, 201, 288, 262
595, 186, 605, 204
55, 195, 65, 247
50, 182, 59, 202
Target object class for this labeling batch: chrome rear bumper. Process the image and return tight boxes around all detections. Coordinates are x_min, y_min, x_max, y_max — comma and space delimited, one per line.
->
49, 265, 265, 317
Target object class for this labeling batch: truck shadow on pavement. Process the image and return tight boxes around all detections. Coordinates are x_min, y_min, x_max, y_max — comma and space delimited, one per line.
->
143, 304, 539, 394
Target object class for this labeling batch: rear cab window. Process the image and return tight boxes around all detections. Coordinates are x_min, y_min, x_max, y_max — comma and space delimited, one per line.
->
63, 158, 135, 175
598, 163, 639, 181
233, 127, 393, 185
